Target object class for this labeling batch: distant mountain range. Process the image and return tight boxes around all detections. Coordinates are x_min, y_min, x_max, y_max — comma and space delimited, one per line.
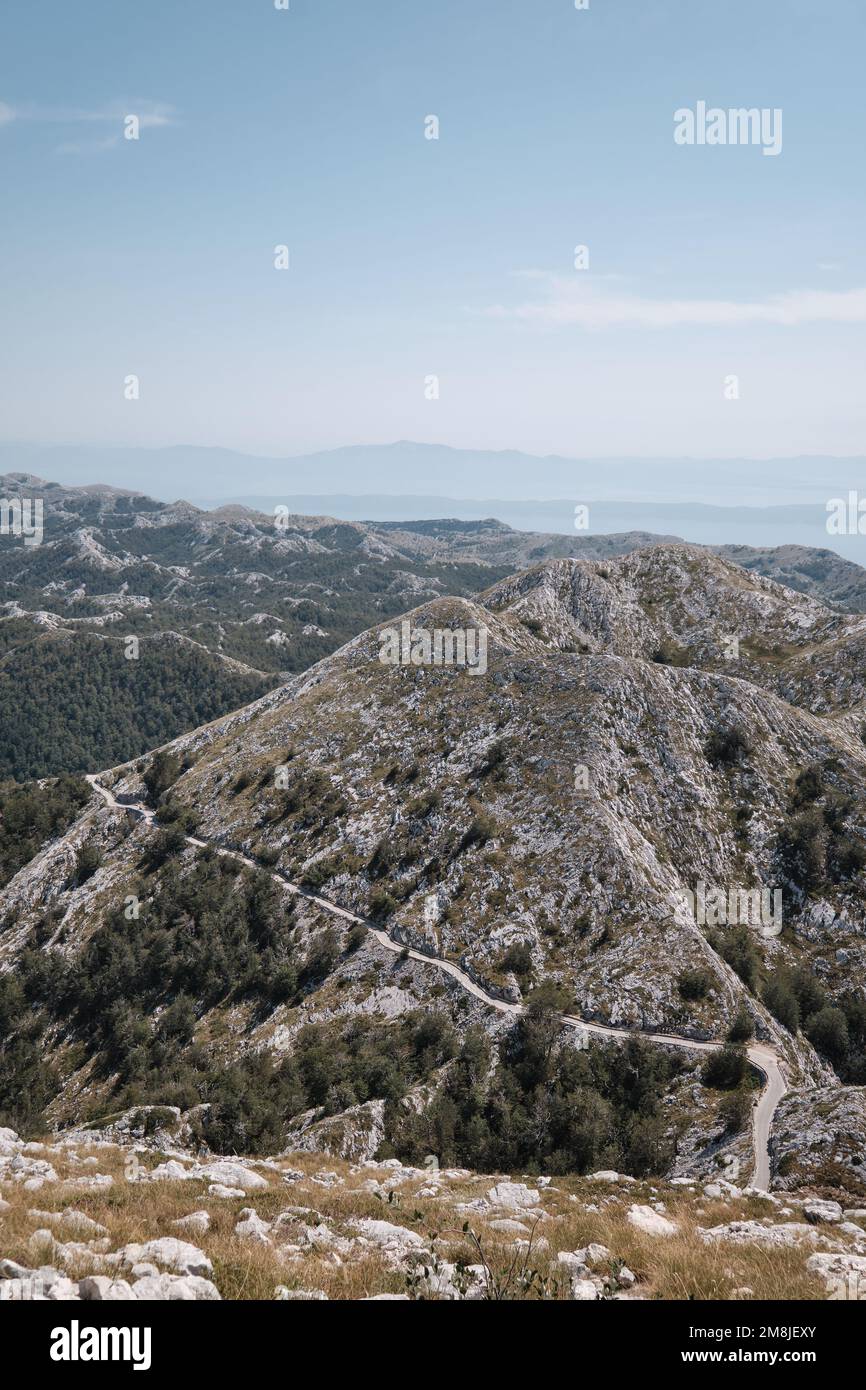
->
2, 442, 865, 556
3, 471, 866, 779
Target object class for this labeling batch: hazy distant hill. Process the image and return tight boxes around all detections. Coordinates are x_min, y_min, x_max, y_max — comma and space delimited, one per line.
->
4, 471, 866, 777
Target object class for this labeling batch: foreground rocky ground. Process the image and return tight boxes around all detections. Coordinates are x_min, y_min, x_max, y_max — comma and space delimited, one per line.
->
2, 1123, 865, 1302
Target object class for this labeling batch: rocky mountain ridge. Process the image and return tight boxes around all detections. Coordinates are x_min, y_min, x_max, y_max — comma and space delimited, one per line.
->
2, 543, 865, 1194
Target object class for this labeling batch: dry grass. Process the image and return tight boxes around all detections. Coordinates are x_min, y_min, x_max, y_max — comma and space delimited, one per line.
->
0, 1143, 846, 1301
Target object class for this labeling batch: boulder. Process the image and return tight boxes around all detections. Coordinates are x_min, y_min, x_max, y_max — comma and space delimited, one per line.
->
274, 1286, 329, 1300
570, 1278, 600, 1301
172, 1211, 211, 1235
487, 1181, 540, 1210
804, 1199, 843, 1225
132, 1274, 221, 1301
120, 1237, 212, 1277
235, 1209, 272, 1244
349, 1218, 425, 1254
78, 1276, 137, 1301
627, 1204, 679, 1237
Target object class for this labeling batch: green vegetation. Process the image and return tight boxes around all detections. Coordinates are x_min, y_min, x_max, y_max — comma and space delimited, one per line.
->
0, 634, 273, 780
776, 762, 865, 891
700, 1044, 748, 1090
704, 726, 751, 768
0, 774, 91, 889
390, 986, 684, 1177
762, 965, 866, 1081
678, 967, 714, 1001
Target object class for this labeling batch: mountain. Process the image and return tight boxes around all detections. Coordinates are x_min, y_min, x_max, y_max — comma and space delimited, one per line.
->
0, 472, 683, 779
2, 545, 865, 1196
3, 441, 862, 506
5, 472, 866, 780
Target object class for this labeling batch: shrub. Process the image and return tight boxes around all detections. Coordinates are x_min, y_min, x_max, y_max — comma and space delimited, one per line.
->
73, 843, 102, 886
776, 807, 828, 891
460, 812, 496, 851
369, 886, 396, 919
143, 750, 182, 804
727, 1006, 754, 1043
701, 1044, 748, 1090
498, 943, 534, 981
346, 925, 367, 953
705, 727, 750, 768
678, 967, 714, 1001
651, 640, 687, 667
718, 1087, 751, 1133
708, 926, 761, 992
762, 976, 800, 1034
805, 1006, 849, 1064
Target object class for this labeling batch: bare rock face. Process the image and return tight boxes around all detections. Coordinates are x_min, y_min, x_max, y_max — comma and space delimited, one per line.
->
771, 1088, 866, 1196
283, 1099, 386, 1162
698, 1221, 841, 1251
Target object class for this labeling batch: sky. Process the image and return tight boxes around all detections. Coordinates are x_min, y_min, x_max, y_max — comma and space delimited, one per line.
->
1, 0, 864, 467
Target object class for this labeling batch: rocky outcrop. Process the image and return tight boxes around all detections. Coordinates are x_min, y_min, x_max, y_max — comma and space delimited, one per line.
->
771, 1088, 866, 1196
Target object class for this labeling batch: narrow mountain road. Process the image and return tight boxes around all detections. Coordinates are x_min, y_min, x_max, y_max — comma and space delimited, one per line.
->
85, 775, 785, 1190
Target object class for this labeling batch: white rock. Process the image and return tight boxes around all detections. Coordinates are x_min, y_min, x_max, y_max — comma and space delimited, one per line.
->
28, 1209, 108, 1237
627, 1204, 679, 1237
235, 1209, 272, 1244
570, 1278, 600, 1301
78, 1276, 138, 1301
132, 1273, 221, 1301
806, 1251, 866, 1295
208, 1183, 246, 1199
120, 1237, 212, 1277
274, 1286, 328, 1300
172, 1211, 211, 1235
487, 1181, 540, 1210
196, 1162, 268, 1192
146, 1160, 191, 1182
804, 1199, 843, 1225
349, 1218, 425, 1251
699, 1221, 830, 1250
45, 1276, 82, 1301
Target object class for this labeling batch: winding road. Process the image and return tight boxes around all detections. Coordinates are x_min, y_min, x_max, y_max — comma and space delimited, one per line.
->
85, 774, 785, 1190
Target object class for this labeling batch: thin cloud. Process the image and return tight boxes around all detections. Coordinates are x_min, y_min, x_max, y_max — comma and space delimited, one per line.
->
483, 273, 866, 329
0, 99, 176, 152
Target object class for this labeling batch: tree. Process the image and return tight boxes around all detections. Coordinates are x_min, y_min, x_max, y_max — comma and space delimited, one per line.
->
763, 976, 800, 1034
701, 1044, 747, 1090
805, 1006, 849, 1064
727, 1005, 754, 1043
143, 750, 182, 805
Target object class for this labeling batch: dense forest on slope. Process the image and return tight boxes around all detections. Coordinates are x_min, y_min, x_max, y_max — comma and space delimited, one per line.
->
0, 774, 91, 888
0, 633, 274, 779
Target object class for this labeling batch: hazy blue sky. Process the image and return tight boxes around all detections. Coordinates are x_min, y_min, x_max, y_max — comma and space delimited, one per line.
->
1, 0, 864, 462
